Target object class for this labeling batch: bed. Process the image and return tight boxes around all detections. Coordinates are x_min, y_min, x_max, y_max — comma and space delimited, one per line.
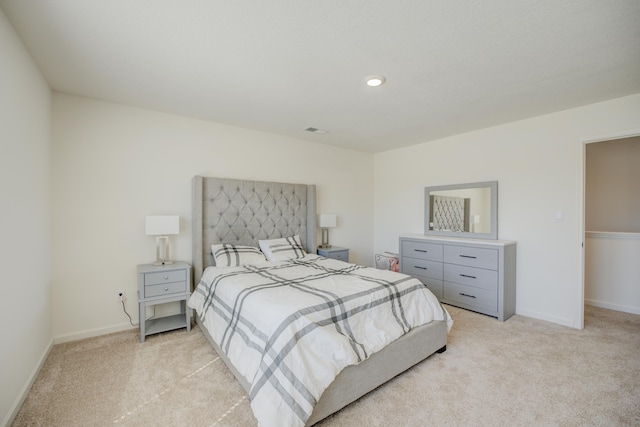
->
189, 176, 451, 426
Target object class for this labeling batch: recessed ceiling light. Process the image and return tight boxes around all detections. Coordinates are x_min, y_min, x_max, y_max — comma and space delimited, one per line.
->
365, 75, 386, 87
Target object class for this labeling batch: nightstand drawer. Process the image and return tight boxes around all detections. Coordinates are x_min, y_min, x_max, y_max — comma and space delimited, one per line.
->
144, 269, 186, 286
145, 280, 187, 298
317, 246, 349, 262
330, 250, 349, 261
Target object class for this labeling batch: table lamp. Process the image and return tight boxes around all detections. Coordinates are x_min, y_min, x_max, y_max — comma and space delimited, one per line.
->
145, 215, 179, 265
318, 214, 337, 249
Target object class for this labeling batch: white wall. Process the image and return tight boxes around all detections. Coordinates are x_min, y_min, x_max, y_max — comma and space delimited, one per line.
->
585, 232, 640, 315
374, 93, 640, 328
51, 93, 374, 341
586, 136, 640, 232
0, 10, 52, 426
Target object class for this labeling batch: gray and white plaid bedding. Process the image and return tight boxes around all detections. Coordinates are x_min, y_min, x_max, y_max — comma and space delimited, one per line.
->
188, 255, 452, 427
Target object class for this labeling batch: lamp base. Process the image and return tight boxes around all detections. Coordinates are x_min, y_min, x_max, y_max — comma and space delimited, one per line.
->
154, 236, 173, 266
320, 228, 332, 249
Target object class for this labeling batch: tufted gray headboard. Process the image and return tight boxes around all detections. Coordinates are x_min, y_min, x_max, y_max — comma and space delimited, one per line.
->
192, 176, 317, 285
431, 195, 469, 232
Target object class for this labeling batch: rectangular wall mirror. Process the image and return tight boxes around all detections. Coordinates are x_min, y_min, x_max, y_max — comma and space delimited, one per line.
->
424, 181, 498, 240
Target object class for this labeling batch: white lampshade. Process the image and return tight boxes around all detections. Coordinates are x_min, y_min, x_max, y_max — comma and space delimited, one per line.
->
318, 214, 337, 228
145, 216, 179, 236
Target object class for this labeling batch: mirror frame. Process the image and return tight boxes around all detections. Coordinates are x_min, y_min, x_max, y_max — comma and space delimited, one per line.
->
424, 181, 498, 240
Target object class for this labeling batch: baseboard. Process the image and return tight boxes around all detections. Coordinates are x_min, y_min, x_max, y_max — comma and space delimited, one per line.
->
1, 338, 54, 427
515, 308, 575, 328
585, 299, 640, 316
54, 322, 137, 344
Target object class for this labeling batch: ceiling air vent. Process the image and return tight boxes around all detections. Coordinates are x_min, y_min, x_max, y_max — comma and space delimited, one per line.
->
305, 127, 329, 134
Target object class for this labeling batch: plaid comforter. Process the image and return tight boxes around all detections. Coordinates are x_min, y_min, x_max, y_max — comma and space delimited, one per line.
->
188, 255, 451, 427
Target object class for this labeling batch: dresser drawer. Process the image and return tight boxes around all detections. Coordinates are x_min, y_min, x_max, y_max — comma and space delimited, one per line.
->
145, 280, 187, 298
444, 264, 498, 291
444, 245, 498, 270
144, 269, 186, 286
402, 241, 443, 262
415, 277, 443, 300
444, 282, 497, 312
402, 259, 443, 281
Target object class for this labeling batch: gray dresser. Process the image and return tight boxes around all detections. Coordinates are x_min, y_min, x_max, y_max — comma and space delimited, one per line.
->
400, 234, 516, 321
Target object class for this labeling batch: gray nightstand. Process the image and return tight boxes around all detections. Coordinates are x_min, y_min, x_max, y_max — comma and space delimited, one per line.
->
317, 246, 349, 262
137, 261, 191, 342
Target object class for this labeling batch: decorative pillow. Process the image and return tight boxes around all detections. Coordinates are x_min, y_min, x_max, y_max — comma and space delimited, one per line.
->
259, 235, 307, 261
375, 252, 399, 272
211, 244, 266, 267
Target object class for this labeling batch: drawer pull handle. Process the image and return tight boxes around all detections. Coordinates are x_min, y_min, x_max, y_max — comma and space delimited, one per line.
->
414, 249, 427, 253
460, 274, 477, 279
415, 266, 427, 270
164, 276, 169, 280
459, 292, 476, 299
164, 287, 169, 291
459, 255, 477, 259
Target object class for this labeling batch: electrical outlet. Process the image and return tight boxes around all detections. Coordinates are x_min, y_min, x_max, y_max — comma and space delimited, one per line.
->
117, 290, 126, 302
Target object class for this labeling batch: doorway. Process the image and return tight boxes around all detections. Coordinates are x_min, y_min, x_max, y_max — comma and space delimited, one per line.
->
581, 131, 640, 327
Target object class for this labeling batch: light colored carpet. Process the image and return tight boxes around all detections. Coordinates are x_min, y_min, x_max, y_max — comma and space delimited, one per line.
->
12, 305, 640, 426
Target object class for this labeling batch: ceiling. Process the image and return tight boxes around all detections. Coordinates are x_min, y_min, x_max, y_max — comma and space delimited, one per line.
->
2, 1, 639, 153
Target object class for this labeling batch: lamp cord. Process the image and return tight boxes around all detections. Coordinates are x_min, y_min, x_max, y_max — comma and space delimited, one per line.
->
121, 301, 155, 327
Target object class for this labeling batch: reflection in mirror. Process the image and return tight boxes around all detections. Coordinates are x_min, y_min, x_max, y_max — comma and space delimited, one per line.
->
424, 181, 498, 240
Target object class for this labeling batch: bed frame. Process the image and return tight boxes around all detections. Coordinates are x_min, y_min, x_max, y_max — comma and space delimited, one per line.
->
191, 175, 447, 426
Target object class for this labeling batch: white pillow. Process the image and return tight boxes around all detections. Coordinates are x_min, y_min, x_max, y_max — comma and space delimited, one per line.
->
258, 235, 307, 261
211, 243, 266, 267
